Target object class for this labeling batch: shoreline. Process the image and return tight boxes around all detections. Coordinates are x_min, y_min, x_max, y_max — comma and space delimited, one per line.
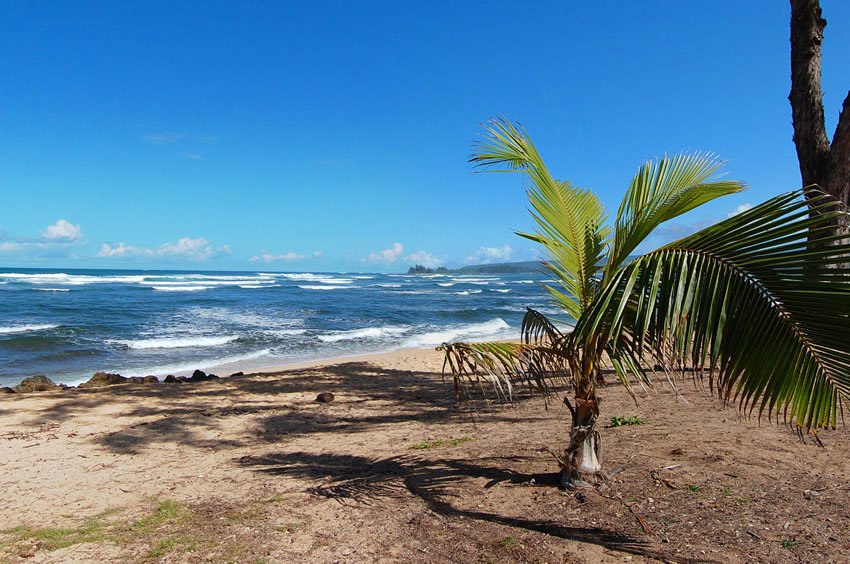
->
1, 344, 446, 392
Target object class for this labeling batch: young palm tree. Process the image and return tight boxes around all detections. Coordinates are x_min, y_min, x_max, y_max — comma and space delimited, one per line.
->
440, 117, 850, 489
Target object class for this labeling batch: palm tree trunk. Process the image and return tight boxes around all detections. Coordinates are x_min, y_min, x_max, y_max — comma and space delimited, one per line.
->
559, 367, 605, 489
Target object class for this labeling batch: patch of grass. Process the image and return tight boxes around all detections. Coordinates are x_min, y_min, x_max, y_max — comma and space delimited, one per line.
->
4, 517, 111, 551
147, 537, 177, 558
686, 484, 704, 492
734, 497, 751, 506
781, 538, 801, 549
497, 535, 520, 548
410, 437, 473, 450
609, 416, 645, 427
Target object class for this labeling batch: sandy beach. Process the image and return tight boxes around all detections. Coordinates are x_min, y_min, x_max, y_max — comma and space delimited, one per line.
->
2, 347, 849, 563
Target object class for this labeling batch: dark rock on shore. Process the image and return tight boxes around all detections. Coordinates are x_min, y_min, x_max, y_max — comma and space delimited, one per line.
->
190, 370, 208, 382
230, 371, 244, 378
316, 392, 335, 403
79, 372, 128, 388
176, 376, 189, 383
164, 375, 178, 383
15, 375, 62, 393
207, 374, 219, 379
143, 375, 159, 384
1, 387, 15, 394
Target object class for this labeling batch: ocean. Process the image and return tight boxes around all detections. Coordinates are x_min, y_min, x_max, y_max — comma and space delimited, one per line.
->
0, 268, 568, 387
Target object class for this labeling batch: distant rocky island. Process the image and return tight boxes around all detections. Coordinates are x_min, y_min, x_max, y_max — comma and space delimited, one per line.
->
407, 261, 542, 275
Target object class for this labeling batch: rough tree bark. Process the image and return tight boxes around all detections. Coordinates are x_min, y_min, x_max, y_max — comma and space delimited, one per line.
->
790, 0, 850, 237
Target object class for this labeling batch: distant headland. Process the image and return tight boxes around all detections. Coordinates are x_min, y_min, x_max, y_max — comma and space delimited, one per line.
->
407, 261, 542, 275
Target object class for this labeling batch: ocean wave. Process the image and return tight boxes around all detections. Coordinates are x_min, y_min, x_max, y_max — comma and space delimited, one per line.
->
110, 335, 241, 350
454, 290, 482, 296
151, 285, 212, 292
405, 318, 511, 347
436, 282, 454, 287
298, 285, 350, 290
117, 349, 273, 377
490, 289, 511, 293
0, 324, 59, 335
35, 288, 70, 292
239, 284, 279, 289
0, 273, 147, 285
317, 326, 407, 343
267, 329, 308, 337
376, 283, 402, 288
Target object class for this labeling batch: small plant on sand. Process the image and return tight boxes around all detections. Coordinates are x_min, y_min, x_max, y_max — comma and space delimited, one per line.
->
410, 437, 473, 449
782, 538, 801, 549
609, 416, 644, 427
498, 535, 520, 548
440, 117, 850, 489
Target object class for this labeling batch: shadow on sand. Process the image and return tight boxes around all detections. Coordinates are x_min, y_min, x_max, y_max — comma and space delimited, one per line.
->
235, 450, 682, 561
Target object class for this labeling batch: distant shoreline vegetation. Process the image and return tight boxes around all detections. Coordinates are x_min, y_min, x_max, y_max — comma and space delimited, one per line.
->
407, 261, 543, 275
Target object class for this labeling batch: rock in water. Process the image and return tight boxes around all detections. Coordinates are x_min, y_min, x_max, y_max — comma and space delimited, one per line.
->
142, 375, 160, 384
79, 372, 128, 388
190, 370, 208, 382
316, 392, 335, 403
164, 375, 178, 383
15, 375, 62, 393
230, 371, 244, 378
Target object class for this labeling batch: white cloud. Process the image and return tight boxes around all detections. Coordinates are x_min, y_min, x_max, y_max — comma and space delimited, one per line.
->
466, 244, 513, 264
249, 251, 307, 263
42, 219, 82, 241
366, 242, 404, 264
404, 250, 443, 268
96, 237, 225, 261
313, 250, 323, 257
728, 203, 754, 217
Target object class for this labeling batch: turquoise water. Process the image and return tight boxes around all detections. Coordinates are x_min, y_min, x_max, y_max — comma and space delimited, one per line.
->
0, 268, 566, 386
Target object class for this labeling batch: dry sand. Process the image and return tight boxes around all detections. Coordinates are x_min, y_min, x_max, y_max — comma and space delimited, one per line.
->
1, 347, 849, 563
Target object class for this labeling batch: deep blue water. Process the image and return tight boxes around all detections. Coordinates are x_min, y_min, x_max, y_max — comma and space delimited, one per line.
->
0, 268, 566, 386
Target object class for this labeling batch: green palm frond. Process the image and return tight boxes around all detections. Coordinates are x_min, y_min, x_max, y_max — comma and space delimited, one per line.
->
605, 152, 744, 282
576, 189, 850, 432
471, 117, 609, 319
438, 336, 572, 405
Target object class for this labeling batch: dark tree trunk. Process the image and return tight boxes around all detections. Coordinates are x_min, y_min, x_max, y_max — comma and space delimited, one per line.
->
789, 0, 850, 237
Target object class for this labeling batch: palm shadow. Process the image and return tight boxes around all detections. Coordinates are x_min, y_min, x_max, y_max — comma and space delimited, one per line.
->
236, 451, 681, 560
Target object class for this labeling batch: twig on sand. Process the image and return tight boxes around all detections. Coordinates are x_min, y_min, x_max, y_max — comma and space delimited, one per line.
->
615, 494, 652, 534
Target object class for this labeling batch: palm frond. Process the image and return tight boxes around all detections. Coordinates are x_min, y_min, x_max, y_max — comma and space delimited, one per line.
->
471, 117, 609, 319
605, 152, 744, 281
575, 189, 850, 432
438, 339, 571, 405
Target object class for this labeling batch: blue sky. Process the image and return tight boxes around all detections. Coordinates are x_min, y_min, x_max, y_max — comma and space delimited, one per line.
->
1, 1, 848, 272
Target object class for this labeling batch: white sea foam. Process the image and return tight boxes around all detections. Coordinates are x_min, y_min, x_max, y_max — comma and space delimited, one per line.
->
405, 318, 511, 347
267, 329, 308, 337
436, 282, 454, 287
0, 272, 148, 285
490, 289, 511, 293
454, 290, 482, 295
36, 288, 70, 292
0, 324, 59, 335
298, 285, 349, 290
110, 335, 240, 350
118, 349, 272, 377
239, 284, 278, 289
376, 283, 402, 288
151, 285, 212, 292
317, 326, 407, 343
